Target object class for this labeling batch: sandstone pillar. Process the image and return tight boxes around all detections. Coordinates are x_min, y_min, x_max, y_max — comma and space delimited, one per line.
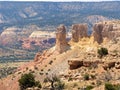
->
93, 23, 113, 44
71, 24, 88, 42
93, 23, 104, 44
55, 25, 68, 54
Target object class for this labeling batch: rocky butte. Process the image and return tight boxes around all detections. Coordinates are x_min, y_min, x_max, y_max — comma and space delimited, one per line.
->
0, 20, 120, 90
55, 24, 69, 54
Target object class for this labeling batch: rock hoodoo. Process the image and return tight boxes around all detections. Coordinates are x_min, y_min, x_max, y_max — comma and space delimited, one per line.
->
71, 24, 88, 42
92, 23, 104, 44
55, 24, 69, 54
93, 23, 113, 44
102, 23, 113, 39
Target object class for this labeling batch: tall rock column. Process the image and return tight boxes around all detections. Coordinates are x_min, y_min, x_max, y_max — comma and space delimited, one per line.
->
71, 24, 88, 42
92, 23, 104, 44
55, 25, 69, 54
102, 24, 113, 39
92, 23, 113, 44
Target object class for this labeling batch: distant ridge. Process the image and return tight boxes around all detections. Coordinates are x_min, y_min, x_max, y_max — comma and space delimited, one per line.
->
0, 0, 119, 2
0, 1, 120, 31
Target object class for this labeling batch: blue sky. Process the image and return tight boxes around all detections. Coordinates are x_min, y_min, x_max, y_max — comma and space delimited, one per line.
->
0, 0, 119, 2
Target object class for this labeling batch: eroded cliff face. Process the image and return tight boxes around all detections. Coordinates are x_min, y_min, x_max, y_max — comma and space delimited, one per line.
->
55, 25, 69, 54
0, 27, 18, 46
92, 21, 120, 44
71, 24, 88, 42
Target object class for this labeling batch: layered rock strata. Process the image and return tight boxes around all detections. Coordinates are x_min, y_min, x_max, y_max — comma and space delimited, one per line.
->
71, 24, 88, 42
55, 25, 69, 54
68, 59, 120, 70
93, 23, 114, 44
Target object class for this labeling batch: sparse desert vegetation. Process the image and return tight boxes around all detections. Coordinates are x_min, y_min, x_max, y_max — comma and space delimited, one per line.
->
0, 61, 27, 78
18, 73, 41, 90
98, 47, 108, 58
0, 1, 120, 90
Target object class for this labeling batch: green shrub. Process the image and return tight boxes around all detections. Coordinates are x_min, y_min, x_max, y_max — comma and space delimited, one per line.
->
68, 77, 72, 81
44, 75, 64, 90
49, 60, 53, 65
18, 73, 35, 90
39, 72, 44, 75
98, 47, 108, 58
41, 69, 44, 71
85, 85, 94, 90
91, 75, 96, 79
35, 81, 42, 88
46, 73, 48, 75
73, 83, 78, 88
56, 81, 65, 90
48, 69, 51, 71
105, 83, 115, 90
18, 73, 41, 90
34, 66, 38, 70
44, 77, 49, 83
106, 84, 120, 90
84, 74, 89, 80
30, 70, 35, 73
114, 84, 120, 90
26, 67, 28, 70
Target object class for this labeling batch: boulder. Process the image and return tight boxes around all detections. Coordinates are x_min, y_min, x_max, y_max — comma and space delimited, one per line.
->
115, 62, 120, 69
103, 61, 115, 70
83, 61, 92, 67
55, 24, 69, 53
71, 24, 88, 42
68, 60, 83, 70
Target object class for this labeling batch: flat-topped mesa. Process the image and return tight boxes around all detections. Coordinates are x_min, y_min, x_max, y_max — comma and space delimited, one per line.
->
71, 24, 88, 42
92, 23, 113, 44
55, 24, 69, 54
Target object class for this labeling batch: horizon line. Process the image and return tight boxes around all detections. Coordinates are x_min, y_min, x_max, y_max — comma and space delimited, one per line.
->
0, 0, 119, 2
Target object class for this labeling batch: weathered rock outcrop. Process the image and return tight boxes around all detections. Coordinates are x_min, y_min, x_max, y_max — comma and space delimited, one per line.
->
68, 59, 103, 70
92, 23, 113, 44
92, 23, 104, 44
68, 59, 83, 70
115, 62, 120, 69
103, 61, 115, 70
68, 59, 120, 70
55, 25, 69, 53
102, 23, 113, 39
0, 28, 17, 46
71, 24, 88, 42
